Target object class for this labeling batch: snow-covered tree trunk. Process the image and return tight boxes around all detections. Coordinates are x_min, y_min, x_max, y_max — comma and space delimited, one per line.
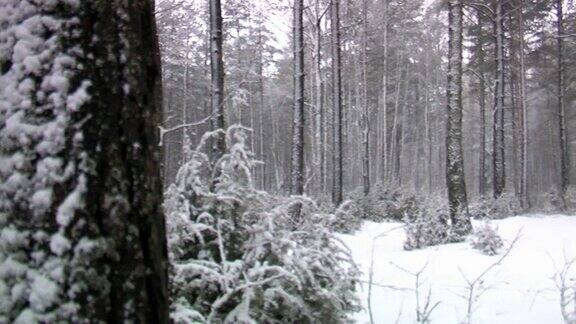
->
362, 0, 371, 195
556, 0, 569, 197
446, 0, 472, 235
291, 0, 305, 196
210, 0, 226, 164
0, 0, 169, 322
331, 0, 344, 206
492, 0, 506, 199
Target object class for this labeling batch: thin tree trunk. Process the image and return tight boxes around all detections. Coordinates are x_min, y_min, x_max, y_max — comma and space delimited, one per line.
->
210, 0, 226, 163
362, 0, 371, 195
257, 26, 267, 190
291, 0, 305, 196
446, 0, 472, 235
379, 0, 389, 184
331, 0, 344, 205
519, 0, 529, 208
492, 0, 506, 198
313, 1, 326, 193
556, 0, 569, 197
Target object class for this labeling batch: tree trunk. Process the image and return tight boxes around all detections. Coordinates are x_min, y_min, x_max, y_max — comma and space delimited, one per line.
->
313, 1, 326, 193
519, 0, 529, 208
379, 0, 389, 184
362, 0, 371, 195
210, 0, 226, 164
492, 0, 506, 198
291, 0, 306, 196
0, 1, 169, 322
331, 0, 344, 206
446, 0, 472, 235
556, 0, 569, 197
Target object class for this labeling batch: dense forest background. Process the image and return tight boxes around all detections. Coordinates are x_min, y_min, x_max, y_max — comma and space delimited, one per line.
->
158, 0, 576, 210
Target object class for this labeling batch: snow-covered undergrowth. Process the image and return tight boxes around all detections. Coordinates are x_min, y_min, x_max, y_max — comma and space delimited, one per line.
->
340, 214, 576, 323
165, 127, 360, 323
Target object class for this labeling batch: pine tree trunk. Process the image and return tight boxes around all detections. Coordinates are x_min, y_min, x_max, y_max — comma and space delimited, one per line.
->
210, 0, 226, 164
362, 0, 371, 195
331, 0, 344, 205
492, 0, 506, 198
380, 1, 389, 184
556, 0, 569, 197
446, 0, 472, 235
313, 1, 326, 193
0, 1, 169, 322
519, 0, 529, 208
291, 0, 306, 196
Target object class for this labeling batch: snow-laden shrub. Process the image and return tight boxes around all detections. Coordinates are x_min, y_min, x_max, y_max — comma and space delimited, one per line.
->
165, 126, 360, 323
470, 223, 503, 256
327, 200, 363, 234
469, 193, 522, 219
403, 198, 450, 250
564, 186, 576, 213
348, 184, 420, 222
532, 189, 564, 213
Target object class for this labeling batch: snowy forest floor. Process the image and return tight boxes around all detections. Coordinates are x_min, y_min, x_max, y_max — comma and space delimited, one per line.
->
339, 215, 576, 323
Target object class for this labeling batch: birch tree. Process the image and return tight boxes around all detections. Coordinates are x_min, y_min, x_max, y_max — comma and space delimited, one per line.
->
0, 0, 169, 322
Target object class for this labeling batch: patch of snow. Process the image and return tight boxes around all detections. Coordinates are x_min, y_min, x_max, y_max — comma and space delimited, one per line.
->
339, 214, 576, 323
29, 274, 59, 312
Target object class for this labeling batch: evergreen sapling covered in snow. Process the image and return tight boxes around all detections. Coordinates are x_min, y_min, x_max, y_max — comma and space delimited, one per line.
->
470, 223, 503, 256
165, 126, 360, 323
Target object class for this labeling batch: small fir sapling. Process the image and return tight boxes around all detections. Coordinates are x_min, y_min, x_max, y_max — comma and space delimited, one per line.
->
470, 223, 503, 256
165, 126, 360, 323
403, 198, 450, 250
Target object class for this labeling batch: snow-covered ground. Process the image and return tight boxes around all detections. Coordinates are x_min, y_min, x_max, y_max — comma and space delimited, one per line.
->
339, 215, 576, 323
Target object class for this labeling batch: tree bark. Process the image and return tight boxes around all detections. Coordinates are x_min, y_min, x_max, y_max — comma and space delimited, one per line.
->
362, 0, 371, 195
556, 0, 569, 197
492, 0, 506, 198
519, 0, 529, 208
0, 0, 169, 322
331, 0, 344, 206
210, 0, 226, 164
291, 0, 306, 196
446, 0, 472, 235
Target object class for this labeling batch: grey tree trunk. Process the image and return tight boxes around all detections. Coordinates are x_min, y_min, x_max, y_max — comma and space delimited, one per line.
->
492, 0, 506, 198
291, 0, 305, 196
519, 0, 529, 208
331, 0, 344, 206
446, 0, 472, 235
0, 1, 169, 322
380, 0, 389, 184
556, 0, 569, 197
210, 0, 226, 163
362, 0, 371, 195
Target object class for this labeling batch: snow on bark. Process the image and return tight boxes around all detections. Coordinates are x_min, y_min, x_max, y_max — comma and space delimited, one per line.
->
0, 1, 90, 321
0, 0, 169, 322
290, 0, 305, 196
445, 0, 471, 236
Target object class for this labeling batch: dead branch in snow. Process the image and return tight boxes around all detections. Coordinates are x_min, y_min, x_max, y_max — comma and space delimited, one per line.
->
457, 229, 522, 324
